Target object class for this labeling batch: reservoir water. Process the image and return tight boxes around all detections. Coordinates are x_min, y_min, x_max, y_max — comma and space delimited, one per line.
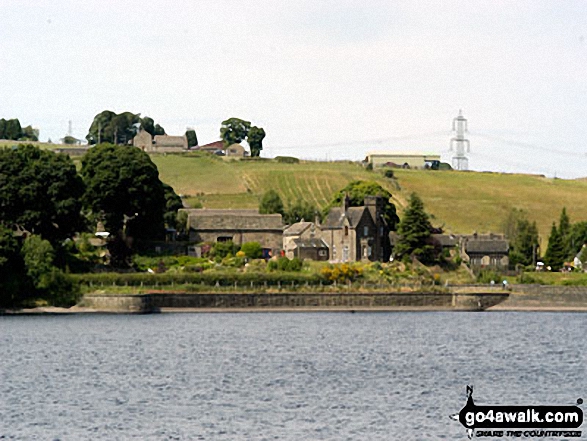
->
0, 312, 585, 440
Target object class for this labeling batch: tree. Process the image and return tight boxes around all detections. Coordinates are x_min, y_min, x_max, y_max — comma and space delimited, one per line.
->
0, 224, 25, 307
247, 126, 265, 157
284, 199, 317, 225
220, 118, 251, 147
505, 209, 539, 267
557, 207, 571, 257
325, 180, 399, 230
185, 129, 198, 148
86, 111, 165, 145
163, 183, 183, 229
394, 193, 436, 263
0, 144, 85, 246
4, 118, 22, 140
80, 143, 168, 244
543, 222, 566, 270
569, 221, 587, 257
259, 189, 284, 216
21, 125, 39, 141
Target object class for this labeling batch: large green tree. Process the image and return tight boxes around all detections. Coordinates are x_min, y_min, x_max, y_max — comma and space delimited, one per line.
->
0, 144, 85, 245
220, 118, 251, 147
325, 180, 399, 229
284, 199, 317, 225
394, 193, 436, 263
505, 209, 539, 267
86, 111, 165, 144
247, 126, 265, 157
80, 143, 169, 241
0, 224, 25, 307
259, 189, 284, 217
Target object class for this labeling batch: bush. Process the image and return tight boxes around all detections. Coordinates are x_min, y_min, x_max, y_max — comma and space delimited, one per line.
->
210, 241, 239, 259
320, 263, 363, 283
476, 269, 503, 284
274, 156, 299, 164
383, 169, 394, 179
240, 242, 263, 259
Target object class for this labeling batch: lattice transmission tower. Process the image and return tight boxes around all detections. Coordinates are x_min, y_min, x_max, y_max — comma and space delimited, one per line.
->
450, 110, 470, 170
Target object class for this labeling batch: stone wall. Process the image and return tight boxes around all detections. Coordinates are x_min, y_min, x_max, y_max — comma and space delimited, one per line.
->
82, 292, 508, 312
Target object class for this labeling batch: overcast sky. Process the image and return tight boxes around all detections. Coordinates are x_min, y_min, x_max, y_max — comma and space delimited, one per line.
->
1, 1, 586, 177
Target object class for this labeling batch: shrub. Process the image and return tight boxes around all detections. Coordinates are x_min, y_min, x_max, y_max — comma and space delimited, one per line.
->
274, 156, 299, 164
320, 263, 363, 283
240, 242, 263, 259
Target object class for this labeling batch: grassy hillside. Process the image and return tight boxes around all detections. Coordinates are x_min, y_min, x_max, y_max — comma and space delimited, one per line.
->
150, 153, 587, 241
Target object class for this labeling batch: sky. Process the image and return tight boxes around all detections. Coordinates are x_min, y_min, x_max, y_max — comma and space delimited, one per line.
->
1, 0, 586, 178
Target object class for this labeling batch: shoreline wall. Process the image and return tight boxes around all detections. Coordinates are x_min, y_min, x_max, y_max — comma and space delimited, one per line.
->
81, 292, 508, 313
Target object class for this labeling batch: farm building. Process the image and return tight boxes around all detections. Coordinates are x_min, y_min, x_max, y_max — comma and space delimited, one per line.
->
179, 208, 283, 256
366, 152, 441, 169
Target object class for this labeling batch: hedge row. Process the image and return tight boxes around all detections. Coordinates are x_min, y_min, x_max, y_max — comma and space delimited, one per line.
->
71, 271, 326, 287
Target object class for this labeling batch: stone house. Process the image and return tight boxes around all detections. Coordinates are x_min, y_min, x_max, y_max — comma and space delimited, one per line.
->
283, 221, 329, 261
322, 196, 389, 262
180, 208, 283, 255
133, 131, 188, 152
461, 233, 509, 270
225, 143, 247, 157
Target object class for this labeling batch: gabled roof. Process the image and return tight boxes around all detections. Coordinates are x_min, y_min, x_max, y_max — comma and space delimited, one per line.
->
465, 239, 509, 254
284, 221, 314, 236
323, 206, 368, 229
197, 140, 225, 151
292, 237, 329, 249
182, 209, 283, 231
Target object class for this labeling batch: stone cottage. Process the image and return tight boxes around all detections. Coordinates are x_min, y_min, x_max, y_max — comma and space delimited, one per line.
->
180, 209, 283, 255
461, 233, 509, 270
133, 131, 188, 152
283, 221, 329, 261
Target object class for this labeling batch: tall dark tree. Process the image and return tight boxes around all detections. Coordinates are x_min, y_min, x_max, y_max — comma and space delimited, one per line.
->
569, 221, 587, 257
20, 125, 39, 141
139, 116, 166, 137
259, 189, 284, 217
325, 180, 399, 230
80, 143, 167, 242
185, 129, 198, 148
506, 209, 539, 267
543, 222, 566, 270
247, 126, 265, 157
4, 118, 22, 140
0, 144, 85, 245
394, 193, 436, 263
163, 183, 183, 229
0, 119, 6, 139
557, 207, 573, 259
220, 118, 251, 147
0, 224, 25, 307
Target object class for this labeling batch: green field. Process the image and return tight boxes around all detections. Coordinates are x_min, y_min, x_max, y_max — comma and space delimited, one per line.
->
152, 153, 587, 241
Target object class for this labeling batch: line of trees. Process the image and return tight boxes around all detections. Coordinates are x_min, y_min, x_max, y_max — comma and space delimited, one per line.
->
543, 208, 587, 270
0, 143, 183, 307
0, 118, 39, 141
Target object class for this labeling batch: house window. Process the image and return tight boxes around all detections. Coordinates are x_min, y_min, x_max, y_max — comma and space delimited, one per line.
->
345, 226, 349, 236
364, 226, 369, 237
342, 246, 349, 262
332, 246, 336, 258
318, 250, 327, 256
217, 236, 233, 242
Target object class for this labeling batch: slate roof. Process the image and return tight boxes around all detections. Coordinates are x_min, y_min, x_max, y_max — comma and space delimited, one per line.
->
292, 238, 329, 249
197, 140, 225, 151
323, 207, 368, 229
284, 221, 313, 236
183, 209, 283, 231
465, 239, 509, 254
431, 234, 458, 247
